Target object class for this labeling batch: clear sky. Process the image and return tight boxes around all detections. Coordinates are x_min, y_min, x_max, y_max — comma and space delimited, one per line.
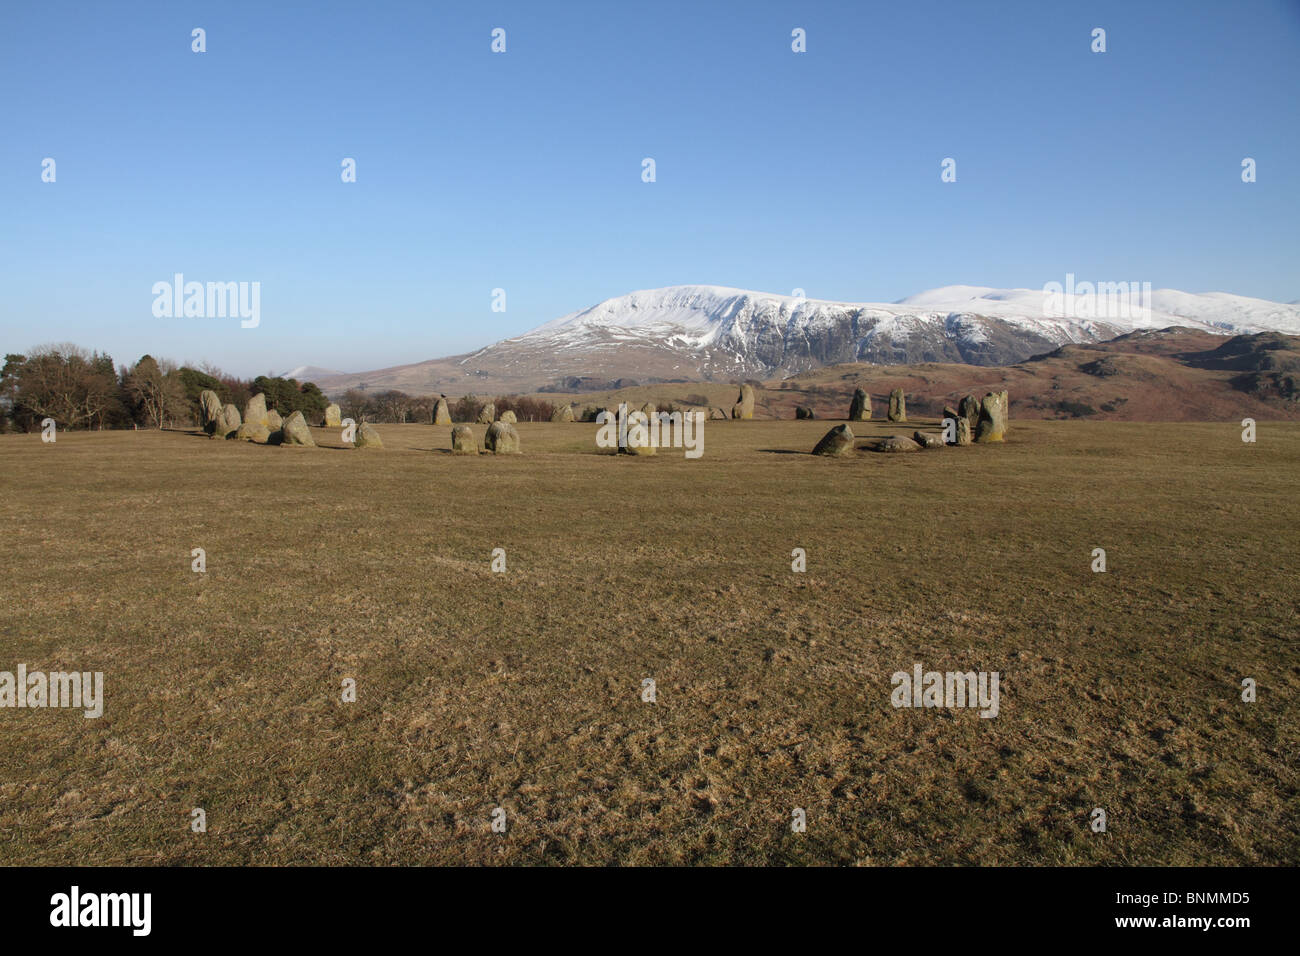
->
2, 0, 1297, 376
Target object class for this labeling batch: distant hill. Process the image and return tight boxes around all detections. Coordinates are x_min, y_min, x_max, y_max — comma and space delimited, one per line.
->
300, 285, 1300, 398
751, 328, 1300, 422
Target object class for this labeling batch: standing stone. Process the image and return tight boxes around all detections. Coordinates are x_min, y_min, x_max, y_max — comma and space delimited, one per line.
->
953, 417, 973, 446
280, 410, 315, 446
959, 395, 980, 430
551, 403, 575, 423
477, 402, 496, 425
324, 403, 342, 427
812, 424, 855, 457
731, 384, 755, 420
243, 393, 269, 427
211, 403, 241, 438
235, 422, 270, 443
887, 389, 906, 423
433, 397, 452, 425
999, 390, 1010, 433
975, 392, 1006, 443
266, 408, 283, 431
199, 390, 223, 435
450, 424, 477, 455
620, 412, 656, 456
848, 387, 871, 421
499, 409, 517, 424
942, 404, 960, 424
485, 420, 520, 454
354, 422, 383, 448
795, 406, 816, 419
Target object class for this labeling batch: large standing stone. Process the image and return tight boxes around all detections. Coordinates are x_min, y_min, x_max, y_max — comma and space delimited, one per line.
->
953, 417, 973, 446
433, 397, 452, 425
795, 406, 816, 419
887, 389, 906, 423
199, 390, 223, 435
324, 403, 342, 427
485, 420, 520, 454
551, 403, 575, 423
212, 403, 242, 438
731, 384, 755, 420
280, 410, 315, 446
975, 392, 1006, 443
812, 424, 855, 457
498, 409, 517, 424
959, 395, 980, 430
477, 402, 496, 425
243, 393, 269, 427
998, 390, 1010, 433
266, 408, 283, 431
450, 424, 477, 455
620, 412, 656, 456
235, 422, 270, 443
354, 422, 383, 448
848, 387, 871, 421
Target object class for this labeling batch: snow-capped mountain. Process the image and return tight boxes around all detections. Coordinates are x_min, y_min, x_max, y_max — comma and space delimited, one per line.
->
306, 284, 1300, 395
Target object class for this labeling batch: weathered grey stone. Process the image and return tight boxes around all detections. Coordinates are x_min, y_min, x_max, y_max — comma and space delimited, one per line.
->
795, 405, 816, 419
324, 403, 342, 427
498, 409, 517, 424
199, 390, 223, 435
620, 411, 656, 456
354, 422, 383, 448
953, 417, 972, 446
450, 424, 477, 454
477, 402, 496, 425
485, 420, 520, 454
913, 430, 945, 449
887, 389, 906, 423
812, 424, 855, 457
235, 422, 270, 443
550, 403, 575, 423
433, 397, 452, 425
975, 392, 1006, 443
959, 395, 980, 430
243, 393, 269, 427
848, 387, 871, 421
265, 408, 283, 431
875, 434, 921, 453
280, 410, 315, 446
731, 384, 755, 420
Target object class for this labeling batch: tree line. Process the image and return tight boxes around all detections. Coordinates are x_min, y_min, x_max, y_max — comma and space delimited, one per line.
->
0, 344, 329, 432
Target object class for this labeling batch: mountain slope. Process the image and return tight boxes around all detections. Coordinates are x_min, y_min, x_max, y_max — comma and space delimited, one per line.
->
308, 285, 1300, 396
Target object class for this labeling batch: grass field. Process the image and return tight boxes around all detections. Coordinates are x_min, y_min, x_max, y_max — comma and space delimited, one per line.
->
1, 418, 1296, 865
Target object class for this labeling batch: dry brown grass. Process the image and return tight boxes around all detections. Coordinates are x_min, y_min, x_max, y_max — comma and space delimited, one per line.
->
1, 418, 1296, 865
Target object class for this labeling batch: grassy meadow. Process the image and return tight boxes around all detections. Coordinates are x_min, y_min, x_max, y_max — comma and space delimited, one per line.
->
1, 418, 1296, 865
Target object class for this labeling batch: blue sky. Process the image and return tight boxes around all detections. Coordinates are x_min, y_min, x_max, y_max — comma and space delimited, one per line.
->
1, 0, 1297, 376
